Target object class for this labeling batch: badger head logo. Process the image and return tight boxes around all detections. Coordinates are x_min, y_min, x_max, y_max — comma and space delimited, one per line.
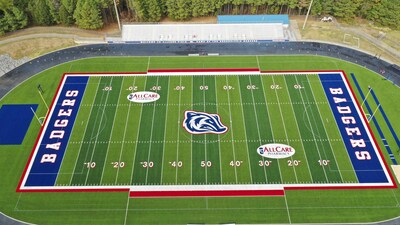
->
183, 110, 228, 134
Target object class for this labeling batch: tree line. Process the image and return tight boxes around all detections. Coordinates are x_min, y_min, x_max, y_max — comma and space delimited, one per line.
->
0, 0, 399, 35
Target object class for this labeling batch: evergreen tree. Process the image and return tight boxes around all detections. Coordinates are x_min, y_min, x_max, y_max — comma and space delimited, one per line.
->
0, 6, 28, 34
73, 0, 103, 29
147, 0, 162, 21
59, 0, 76, 25
28, 0, 54, 25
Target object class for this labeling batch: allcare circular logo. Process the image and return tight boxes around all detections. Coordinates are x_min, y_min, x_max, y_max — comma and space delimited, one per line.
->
257, 143, 295, 159
127, 91, 160, 103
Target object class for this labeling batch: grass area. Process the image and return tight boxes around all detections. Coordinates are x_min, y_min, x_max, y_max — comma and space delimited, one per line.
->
0, 55, 399, 225
0, 38, 76, 59
293, 16, 400, 65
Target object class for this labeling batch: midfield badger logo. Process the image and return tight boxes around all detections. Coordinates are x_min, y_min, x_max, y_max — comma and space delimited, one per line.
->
183, 110, 228, 134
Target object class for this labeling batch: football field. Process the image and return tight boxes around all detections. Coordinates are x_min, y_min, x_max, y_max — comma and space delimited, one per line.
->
18, 69, 394, 194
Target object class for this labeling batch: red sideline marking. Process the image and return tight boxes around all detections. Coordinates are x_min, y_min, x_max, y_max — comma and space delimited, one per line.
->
18, 188, 130, 193
129, 190, 284, 198
148, 68, 260, 73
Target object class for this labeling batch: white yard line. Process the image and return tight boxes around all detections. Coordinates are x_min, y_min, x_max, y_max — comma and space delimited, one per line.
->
115, 77, 136, 184
247, 75, 268, 183
283, 190, 292, 224
84, 77, 115, 185
236, 75, 253, 184
123, 192, 131, 225
144, 76, 160, 184
160, 76, 170, 184
270, 75, 298, 183
214, 76, 223, 184
256, 55, 260, 70
100, 77, 125, 185
305, 75, 344, 181
175, 76, 182, 184
190, 75, 193, 185
203, 75, 208, 184
146, 56, 151, 71
225, 75, 238, 183
294, 75, 329, 182
259, 75, 284, 184
283, 75, 314, 182
69, 79, 102, 184
128, 78, 147, 185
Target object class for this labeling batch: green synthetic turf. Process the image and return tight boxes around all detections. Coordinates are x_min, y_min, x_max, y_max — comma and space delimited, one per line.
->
53, 73, 355, 187
0, 55, 399, 225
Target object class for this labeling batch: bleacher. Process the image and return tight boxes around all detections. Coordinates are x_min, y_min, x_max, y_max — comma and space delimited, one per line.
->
120, 23, 287, 43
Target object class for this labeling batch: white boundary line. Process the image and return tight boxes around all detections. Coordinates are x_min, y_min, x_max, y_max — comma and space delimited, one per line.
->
19, 71, 394, 191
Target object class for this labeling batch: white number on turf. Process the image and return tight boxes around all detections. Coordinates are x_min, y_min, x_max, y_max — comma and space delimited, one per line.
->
229, 160, 242, 167
169, 161, 183, 168
318, 159, 330, 166
84, 162, 96, 168
287, 160, 301, 166
199, 85, 208, 90
112, 162, 125, 168
201, 161, 212, 167
258, 160, 272, 167
175, 86, 185, 91
140, 161, 154, 168
151, 86, 161, 91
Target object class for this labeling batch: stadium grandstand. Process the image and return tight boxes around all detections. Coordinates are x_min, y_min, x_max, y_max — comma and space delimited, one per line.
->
108, 15, 290, 44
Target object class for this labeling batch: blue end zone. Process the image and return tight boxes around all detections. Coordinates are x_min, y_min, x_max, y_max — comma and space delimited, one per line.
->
25, 76, 88, 186
0, 104, 38, 145
319, 73, 388, 183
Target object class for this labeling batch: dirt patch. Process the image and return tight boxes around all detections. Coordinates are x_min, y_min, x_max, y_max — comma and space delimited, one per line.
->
0, 38, 76, 59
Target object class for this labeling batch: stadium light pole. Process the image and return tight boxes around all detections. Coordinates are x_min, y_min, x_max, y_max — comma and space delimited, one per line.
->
113, 0, 121, 31
302, 0, 314, 30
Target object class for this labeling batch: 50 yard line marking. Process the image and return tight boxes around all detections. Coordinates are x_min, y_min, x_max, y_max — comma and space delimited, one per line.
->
203, 75, 208, 184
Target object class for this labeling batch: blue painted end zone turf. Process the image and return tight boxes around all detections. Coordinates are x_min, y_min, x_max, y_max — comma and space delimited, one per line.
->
0, 104, 38, 145
319, 73, 388, 183
25, 76, 88, 186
